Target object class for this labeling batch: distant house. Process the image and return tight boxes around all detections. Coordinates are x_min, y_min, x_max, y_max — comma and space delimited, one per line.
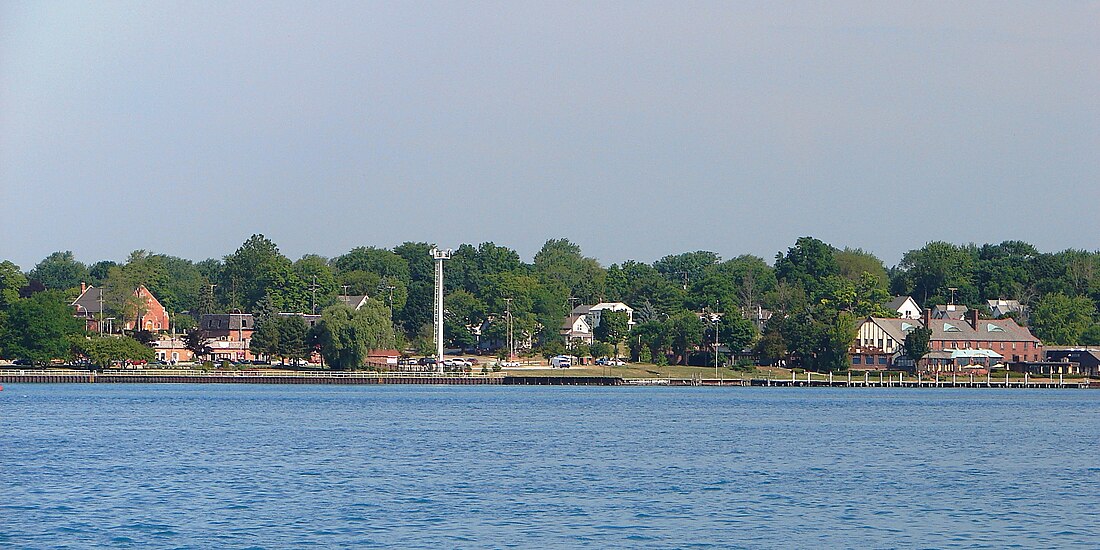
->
200, 313, 255, 362
561, 314, 594, 345
71, 283, 170, 333
987, 299, 1025, 319
886, 296, 922, 319
336, 295, 370, 310
1043, 348, 1100, 377
153, 337, 194, 364
742, 305, 773, 332
930, 304, 968, 320
561, 302, 634, 345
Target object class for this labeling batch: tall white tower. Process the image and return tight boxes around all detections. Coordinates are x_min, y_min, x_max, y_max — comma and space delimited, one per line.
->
430, 246, 452, 374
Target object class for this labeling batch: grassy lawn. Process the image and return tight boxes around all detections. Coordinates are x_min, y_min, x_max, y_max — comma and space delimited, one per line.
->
503, 363, 787, 379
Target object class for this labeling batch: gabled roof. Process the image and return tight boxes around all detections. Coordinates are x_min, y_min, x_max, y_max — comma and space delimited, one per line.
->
865, 317, 1041, 344
72, 286, 105, 314
337, 295, 370, 310
886, 296, 918, 311
931, 304, 969, 319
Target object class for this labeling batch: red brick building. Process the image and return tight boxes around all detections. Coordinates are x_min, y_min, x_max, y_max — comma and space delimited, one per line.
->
72, 283, 170, 333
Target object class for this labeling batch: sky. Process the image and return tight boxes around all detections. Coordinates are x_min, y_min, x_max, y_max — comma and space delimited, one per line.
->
2, 1, 1098, 271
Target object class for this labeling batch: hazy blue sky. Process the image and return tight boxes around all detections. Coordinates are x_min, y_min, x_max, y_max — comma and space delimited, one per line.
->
2, 2, 1098, 270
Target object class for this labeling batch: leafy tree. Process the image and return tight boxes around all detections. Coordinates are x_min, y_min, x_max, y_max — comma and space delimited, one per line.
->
594, 309, 630, 346
834, 247, 888, 287
590, 341, 614, 360
294, 255, 338, 314
184, 328, 211, 360
0, 291, 84, 364
443, 290, 486, 350
666, 311, 704, 365
775, 237, 839, 300
392, 242, 435, 282
218, 234, 295, 311
316, 301, 394, 370
274, 315, 309, 364
717, 255, 777, 312
903, 327, 932, 366
654, 251, 720, 289
72, 335, 154, 369
0, 260, 27, 310
532, 239, 605, 304
754, 328, 787, 366
333, 247, 410, 282
29, 251, 88, 291
895, 241, 976, 306
87, 260, 118, 285
1030, 293, 1095, 345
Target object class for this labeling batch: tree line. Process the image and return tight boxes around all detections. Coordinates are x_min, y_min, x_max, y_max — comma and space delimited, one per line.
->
3, 236, 1100, 370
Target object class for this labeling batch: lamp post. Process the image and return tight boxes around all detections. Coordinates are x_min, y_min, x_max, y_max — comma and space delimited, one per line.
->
708, 301, 722, 380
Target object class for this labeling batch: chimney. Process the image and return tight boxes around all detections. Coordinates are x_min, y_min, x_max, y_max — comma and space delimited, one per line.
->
921, 307, 931, 328
968, 308, 980, 330
81, 281, 86, 294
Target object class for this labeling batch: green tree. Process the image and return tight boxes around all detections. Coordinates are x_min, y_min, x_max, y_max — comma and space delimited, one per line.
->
184, 328, 211, 360
903, 327, 932, 367
775, 237, 840, 300
654, 251, 720, 289
895, 241, 977, 306
29, 251, 88, 291
532, 239, 605, 304
275, 315, 309, 364
316, 301, 394, 370
1030, 293, 1095, 345
219, 234, 295, 311
0, 291, 85, 364
72, 335, 154, 369
0, 260, 27, 310
666, 311, 705, 365
333, 247, 410, 282
594, 309, 630, 346
834, 247, 889, 287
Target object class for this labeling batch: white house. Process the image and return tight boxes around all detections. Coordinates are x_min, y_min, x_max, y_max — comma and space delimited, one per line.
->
561, 314, 594, 344
987, 299, 1025, 318
886, 296, 922, 319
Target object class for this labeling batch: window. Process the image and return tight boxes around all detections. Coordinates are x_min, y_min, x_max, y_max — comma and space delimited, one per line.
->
852, 356, 862, 365
878, 356, 888, 365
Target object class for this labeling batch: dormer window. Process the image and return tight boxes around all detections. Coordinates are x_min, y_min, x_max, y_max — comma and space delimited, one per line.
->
986, 323, 1006, 333
943, 323, 962, 332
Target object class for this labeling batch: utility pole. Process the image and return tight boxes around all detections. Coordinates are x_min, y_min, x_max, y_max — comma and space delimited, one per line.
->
341, 285, 350, 305
431, 247, 453, 374
711, 300, 722, 380
505, 297, 514, 360
310, 275, 318, 315
97, 289, 105, 334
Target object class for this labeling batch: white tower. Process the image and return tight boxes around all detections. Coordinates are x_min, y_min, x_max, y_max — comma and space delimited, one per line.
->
430, 247, 452, 374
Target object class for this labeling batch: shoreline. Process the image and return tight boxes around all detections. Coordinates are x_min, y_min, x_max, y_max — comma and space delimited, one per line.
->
1, 369, 1095, 388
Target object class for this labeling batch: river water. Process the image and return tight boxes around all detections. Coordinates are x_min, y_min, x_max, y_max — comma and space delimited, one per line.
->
1, 384, 1096, 548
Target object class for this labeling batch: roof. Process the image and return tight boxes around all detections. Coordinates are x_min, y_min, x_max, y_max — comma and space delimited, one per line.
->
560, 314, 589, 331
864, 317, 1041, 344
886, 296, 917, 311
337, 295, 370, 310
931, 304, 968, 319
201, 313, 255, 330
72, 286, 105, 314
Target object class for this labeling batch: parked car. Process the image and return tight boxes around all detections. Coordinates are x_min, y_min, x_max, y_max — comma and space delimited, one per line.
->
418, 357, 437, 366
596, 357, 626, 366
499, 360, 521, 367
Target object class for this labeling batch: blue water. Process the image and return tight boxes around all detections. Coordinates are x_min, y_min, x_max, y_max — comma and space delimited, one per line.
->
1, 385, 1096, 548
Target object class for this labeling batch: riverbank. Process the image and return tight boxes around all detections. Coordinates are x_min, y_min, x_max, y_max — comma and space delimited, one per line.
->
0, 368, 1094, 388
